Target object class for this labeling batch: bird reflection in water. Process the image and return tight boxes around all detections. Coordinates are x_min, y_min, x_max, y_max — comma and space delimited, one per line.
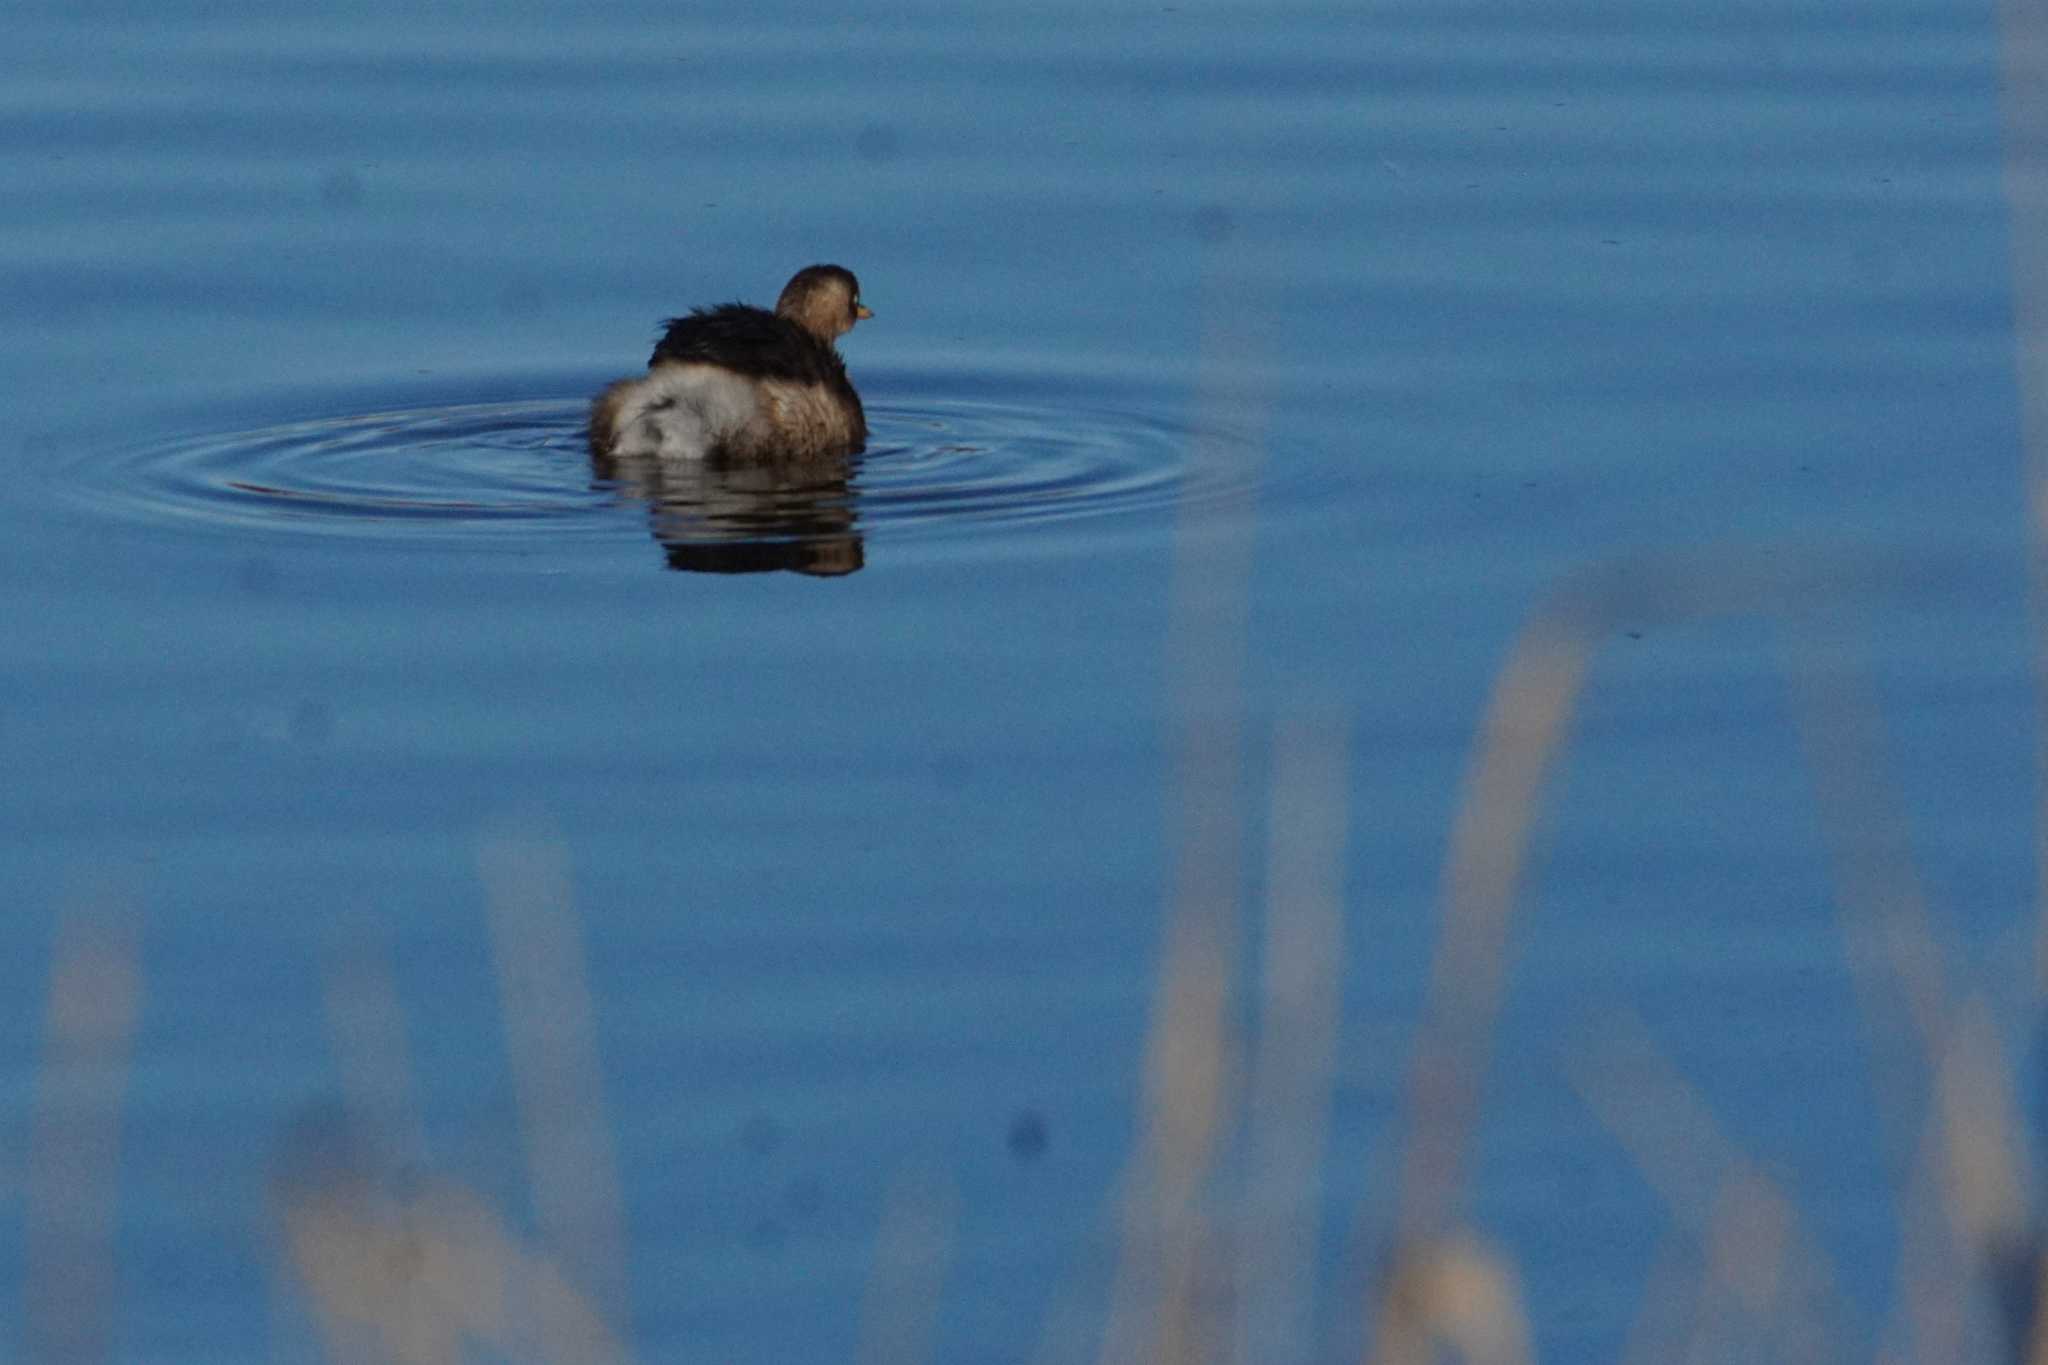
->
591, 444, 865, 577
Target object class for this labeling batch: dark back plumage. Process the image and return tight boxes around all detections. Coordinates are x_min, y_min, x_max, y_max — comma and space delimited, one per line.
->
593, 265, 868, 463
648, 305, 851, 386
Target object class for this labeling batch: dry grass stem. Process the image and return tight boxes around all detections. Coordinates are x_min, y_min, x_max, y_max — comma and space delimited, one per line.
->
1617, 1233, 1704, 1365
1369, 1235, 1532, 1365
278, 1167, 626, 1365
855, 1171, 960, 1365
1994, 0, 2048, 989
24, 903, 142, 1365
478, 818, 632, 1347
1567, 1010, 1845, 1362
1234, 708, 1350, 1365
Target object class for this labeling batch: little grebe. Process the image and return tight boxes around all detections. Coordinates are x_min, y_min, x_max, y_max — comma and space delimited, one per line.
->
589, 264, 871, 462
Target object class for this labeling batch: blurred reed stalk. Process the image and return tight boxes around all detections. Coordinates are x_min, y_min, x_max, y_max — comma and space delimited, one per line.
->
1390, 551, 1876, 1242
1369, 1236, 1530, 1365
1098, 299, 1263, 1365
1568, 1011, 1840, 1363
273, 541, 2044, 1363
854, 1171, 959, 1365
1098, 699, 1357, 1365
1904, 5, 2048, 1347
274, 823, 631, 1364
24, 896, 141, 1365
1381, 547, 2018, 1360
1778, 638, 2040, 1359
275, 1142, 627, 1365
477, 818, 631, 1343
1097, 279, 1361, 1365
1996, 0, 2048, 989
1355, 2, 2048, 1356
1233, 708, 1350, 1365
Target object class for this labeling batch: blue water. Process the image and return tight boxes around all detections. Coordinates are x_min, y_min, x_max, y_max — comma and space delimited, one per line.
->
1, 0, 2035, 1360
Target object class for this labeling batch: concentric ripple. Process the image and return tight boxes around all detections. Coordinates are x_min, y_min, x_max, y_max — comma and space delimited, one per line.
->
856, 391, 1266, 536
47, 375, 1280, 567
51, 399, 611, 543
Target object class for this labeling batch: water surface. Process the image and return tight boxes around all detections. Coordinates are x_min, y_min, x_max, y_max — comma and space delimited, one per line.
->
0, 0, 2034, 1360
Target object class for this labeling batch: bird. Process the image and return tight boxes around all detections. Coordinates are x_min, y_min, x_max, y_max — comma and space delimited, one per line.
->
589, 264, 871, 463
